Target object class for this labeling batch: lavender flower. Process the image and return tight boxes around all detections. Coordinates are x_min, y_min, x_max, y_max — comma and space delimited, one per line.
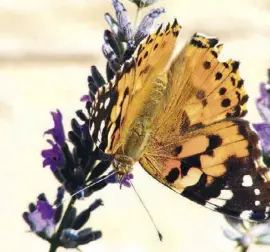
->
59, 200, 103, 249
42, 140, 64, 172
112, 0, 133, 42
27, 200, 56, 238
23, 190, 64, 240
253, 123, 270, 155
134, 7, 165, 44
23, 189, 102, 250
256, 83, 270, 123
60, 228, 102, 249
111, 0, 164, 45
25, 0, 166, 250
102, 0, 165, 80
253, 78, 270, 156
80, 95, 90, 103
105, 172, 134, 188
41, 108, 113, 199
223, 216, 270, 251
45, 110, 65, 147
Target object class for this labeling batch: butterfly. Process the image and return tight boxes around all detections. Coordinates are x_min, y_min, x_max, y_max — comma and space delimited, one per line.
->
88, 19, 270, 222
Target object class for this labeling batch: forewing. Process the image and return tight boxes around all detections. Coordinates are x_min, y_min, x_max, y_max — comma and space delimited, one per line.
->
153, 33, 248, 139
89, 21, 181, 154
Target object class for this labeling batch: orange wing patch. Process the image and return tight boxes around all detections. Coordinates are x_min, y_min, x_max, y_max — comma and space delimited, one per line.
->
179, 35, 249, 127
153, 34, 249, 140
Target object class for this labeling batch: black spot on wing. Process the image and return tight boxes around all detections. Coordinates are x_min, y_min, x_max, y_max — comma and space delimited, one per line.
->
223, 62, 229, 68
181, 174, 208, 205
181, 155, 201, 176
240, 95, 249, 105
207, 135, 222, 150
219, 87, 227, 95
211, 50, 218, 58
221, 98, 231, 107
231, 61, 240, 73
237, 79, 244, 88
175, 145, 183, 155
203, 61, 211, 69
165, 168, 180, 183
215, 72, 222, 80
231, 77, 236, 86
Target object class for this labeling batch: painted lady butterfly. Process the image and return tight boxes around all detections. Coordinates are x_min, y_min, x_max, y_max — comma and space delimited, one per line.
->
89, 19, 270, 221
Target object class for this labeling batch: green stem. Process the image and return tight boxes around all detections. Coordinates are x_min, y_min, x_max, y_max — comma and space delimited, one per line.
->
49, 242, 58, 252
49, 197, 76, 252
238, 246, 248, 252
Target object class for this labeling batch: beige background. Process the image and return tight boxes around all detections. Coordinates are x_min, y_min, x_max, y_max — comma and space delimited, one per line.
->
1, 0, 270, 251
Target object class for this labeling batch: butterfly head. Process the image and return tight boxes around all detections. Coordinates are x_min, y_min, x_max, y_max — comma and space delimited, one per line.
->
113, 154, 135, 176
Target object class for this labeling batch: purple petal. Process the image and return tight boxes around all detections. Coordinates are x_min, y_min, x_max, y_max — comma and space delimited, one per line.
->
37, 200, 56, 220
121, 179, 131, 188
259, 83, 268, 101
105, 172, 134, 188
42, 159, 51, 168
112, 0, 133, 41
28, 211, 47, 232
41, 142, 64, 172
80, 95, 90, 103
253, 123, 270, 154
120, 173, 134, 188
28, 200, 56, 237
256, 83, 270, 123
134, 7, 165, 43
45, 110, 65, 146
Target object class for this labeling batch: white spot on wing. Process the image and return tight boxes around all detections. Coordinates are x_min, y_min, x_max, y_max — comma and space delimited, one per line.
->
100, 120, 105, 132
104, 98, 110, 109
255, 200, 261, 206
207, 190, 233, 208
90, 123, 95, 136
100, 102, 104, 109
242, 175, 253, 187
97, 120, 106, 146
98, 130, 102, 144
240, 210, 253, 220
218, 190, 233, 200
254, 189, 261, 195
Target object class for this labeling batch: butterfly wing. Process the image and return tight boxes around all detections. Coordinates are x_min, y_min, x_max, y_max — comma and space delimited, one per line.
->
140, 33, 270, 221
89, 20, 181, 155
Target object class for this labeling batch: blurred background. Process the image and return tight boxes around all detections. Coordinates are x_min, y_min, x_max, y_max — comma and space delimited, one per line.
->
1, 0, 270, 251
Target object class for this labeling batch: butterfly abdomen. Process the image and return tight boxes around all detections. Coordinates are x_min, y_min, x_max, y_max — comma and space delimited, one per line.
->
120, 76, 168, 161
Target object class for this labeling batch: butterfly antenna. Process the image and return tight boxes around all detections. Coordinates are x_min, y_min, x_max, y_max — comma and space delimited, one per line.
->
130, 180, 163, 241
54, 171, 116, 210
